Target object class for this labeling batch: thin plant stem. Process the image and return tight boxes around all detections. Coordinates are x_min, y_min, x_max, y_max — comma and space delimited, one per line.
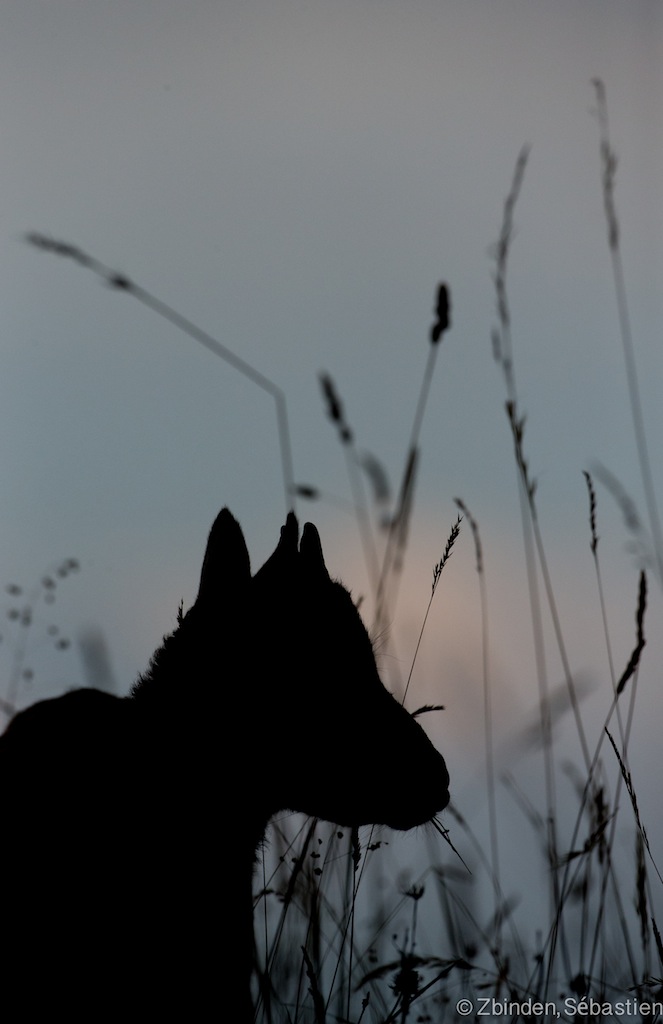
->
319, 373, 381, 594
26, 234, 295, 516
592, 80, 663, 587
375, 284, 450, 632
454, 498, 502, 944
402, 514, 461, 706
491, 150, 564, 963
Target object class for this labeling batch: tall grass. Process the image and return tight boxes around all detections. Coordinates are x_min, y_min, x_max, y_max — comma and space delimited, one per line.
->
249, 85, 662, 1021
25, 83, 662, 1021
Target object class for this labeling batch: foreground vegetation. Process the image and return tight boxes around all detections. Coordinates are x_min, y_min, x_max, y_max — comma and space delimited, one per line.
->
249, 84, 662, 1022
8, 81, 661, 1021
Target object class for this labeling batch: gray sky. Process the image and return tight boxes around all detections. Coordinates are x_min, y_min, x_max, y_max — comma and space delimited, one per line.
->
1, 0, 662, 938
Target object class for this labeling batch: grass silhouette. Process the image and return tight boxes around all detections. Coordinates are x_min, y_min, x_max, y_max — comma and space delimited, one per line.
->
249, 82, 663, 1020
14, 80, 663, 1021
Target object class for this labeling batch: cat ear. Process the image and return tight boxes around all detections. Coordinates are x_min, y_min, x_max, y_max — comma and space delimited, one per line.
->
196, 508, 251, 606
300, 522, 330, 581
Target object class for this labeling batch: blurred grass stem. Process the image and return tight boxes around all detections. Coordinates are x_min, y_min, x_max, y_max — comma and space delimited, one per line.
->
26, 234, 295, 516
592, 80, 663, 587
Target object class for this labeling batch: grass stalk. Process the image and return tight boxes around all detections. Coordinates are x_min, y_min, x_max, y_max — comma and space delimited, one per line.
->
592, 80, 663, 588
26, 234, 296, 516
318, 373, 381, 595
453, 498, 503, 947
402, 514, 461, 706
374, 284, 450, 632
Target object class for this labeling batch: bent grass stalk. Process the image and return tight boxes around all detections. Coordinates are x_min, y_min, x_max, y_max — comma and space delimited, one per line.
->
25, 234, 295, 517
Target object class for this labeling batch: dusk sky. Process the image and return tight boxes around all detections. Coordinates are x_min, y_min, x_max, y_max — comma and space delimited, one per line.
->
1, 0, 662, 945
